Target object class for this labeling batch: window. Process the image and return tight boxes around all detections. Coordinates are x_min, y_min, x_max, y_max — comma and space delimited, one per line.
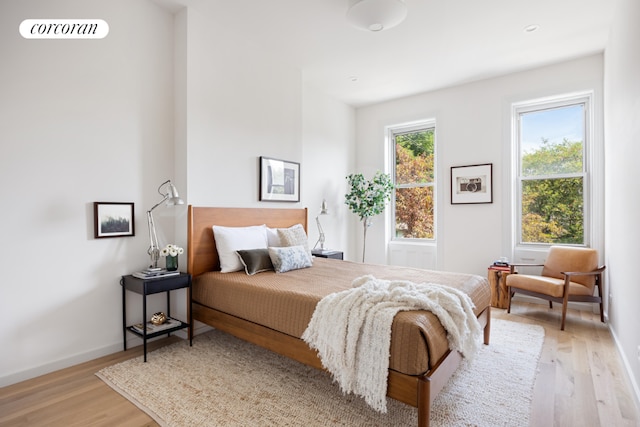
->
514, 95, 590, 246
390, 121, 436, 240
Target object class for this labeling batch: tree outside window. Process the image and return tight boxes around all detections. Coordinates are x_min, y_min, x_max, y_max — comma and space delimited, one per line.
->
518, 103, 586, 245
393, 125, 435, 239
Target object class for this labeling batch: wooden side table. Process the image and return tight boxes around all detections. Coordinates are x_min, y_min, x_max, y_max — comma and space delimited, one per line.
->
487, 266, 510, 309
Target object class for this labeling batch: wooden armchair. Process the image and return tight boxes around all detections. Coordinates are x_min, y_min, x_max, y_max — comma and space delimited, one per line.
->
506, 246, 605, 330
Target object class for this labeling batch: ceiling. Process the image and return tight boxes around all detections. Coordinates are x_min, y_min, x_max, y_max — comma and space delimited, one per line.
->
154, 0, 615, 107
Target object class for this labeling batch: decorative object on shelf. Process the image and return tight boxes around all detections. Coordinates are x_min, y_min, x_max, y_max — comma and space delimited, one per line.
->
161, 244, 184, 271
451, 163, 493, 204
147, 180, 184, 268
93, 202, 134, 238
345, 171, 394, 262
150, 311, 167, 325
346, 0, 407, 32
313, 199, 329, 251
259, 156, 300, 202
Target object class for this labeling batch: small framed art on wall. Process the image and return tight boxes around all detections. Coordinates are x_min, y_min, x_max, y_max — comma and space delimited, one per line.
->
259, 156, 300, 202
93, 202, 135, 238
451, 163, 493, 204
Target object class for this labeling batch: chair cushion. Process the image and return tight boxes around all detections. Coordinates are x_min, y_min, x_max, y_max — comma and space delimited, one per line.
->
542, 246, 598, 288
507, 274, 593, 298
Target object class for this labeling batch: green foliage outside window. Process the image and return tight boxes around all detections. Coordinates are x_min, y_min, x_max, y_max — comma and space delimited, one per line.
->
394, 129, 435, 239
521, 138, 584, 244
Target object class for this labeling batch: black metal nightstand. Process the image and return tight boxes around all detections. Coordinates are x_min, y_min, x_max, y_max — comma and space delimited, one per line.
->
121, 272, 192, 361
311, 250, 344, 260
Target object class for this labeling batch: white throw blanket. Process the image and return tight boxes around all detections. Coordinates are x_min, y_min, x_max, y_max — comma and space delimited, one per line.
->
302, 275, 482, 413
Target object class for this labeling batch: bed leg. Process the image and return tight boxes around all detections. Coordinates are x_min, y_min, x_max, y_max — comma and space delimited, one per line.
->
417, 376, 431, 427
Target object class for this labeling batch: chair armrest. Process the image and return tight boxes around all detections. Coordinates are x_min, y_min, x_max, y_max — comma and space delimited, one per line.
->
561, 266, 606, 277
509, 263, 544, 274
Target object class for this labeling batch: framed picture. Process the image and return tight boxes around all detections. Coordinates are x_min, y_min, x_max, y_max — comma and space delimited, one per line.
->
451, 163, 493, 204
259, 156, 300, 202
93, 202, 135, 238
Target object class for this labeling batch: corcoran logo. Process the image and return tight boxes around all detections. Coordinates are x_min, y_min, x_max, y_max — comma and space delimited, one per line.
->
19, 19, 109, 39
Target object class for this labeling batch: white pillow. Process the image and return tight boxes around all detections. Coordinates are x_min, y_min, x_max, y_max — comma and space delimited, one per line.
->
268, 245, 312, 273
213, 224, 268, 273
277, 224, 311, 257
266, 227, 282, 247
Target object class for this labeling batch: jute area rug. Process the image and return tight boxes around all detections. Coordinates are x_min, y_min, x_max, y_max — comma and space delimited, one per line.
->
97, 319, 544, 426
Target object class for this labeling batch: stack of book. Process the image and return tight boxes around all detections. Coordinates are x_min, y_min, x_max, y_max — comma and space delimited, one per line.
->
132, 268, 180, 279
490, 260, 510, 271
131, 317, 182, 334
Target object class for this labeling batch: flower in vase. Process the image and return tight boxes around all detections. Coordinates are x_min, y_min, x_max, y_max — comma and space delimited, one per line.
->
160, 244, 184, 257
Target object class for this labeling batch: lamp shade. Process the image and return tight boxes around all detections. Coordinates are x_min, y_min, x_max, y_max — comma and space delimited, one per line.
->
346, 0, 407, 32
165, 182, 184, 206
320, 199, 328, 215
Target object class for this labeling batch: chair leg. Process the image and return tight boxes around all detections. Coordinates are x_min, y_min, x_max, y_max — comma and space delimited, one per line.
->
507, 287, 512, 313
560, 293, 571, 331
549, 301, 553, 309
599, 301, 605, 323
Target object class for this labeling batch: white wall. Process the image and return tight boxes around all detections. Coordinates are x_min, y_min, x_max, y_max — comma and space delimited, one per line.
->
176, 5, 355, 252
0, 0, 175, 386
604, 0, 640, 406
183, 7, 302, 209
354, 55, 603, 276
175, 3, 357, 255
302, 85, 356, 259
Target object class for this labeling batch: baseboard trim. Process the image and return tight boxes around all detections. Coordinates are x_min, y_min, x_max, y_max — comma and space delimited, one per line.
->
1, 325, 207, 388
608, 325, 640, 416
0, 342, 123, 388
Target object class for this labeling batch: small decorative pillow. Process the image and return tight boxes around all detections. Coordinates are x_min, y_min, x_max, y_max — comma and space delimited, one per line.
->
213, 224, 268, 273
277, 224, 311, 256
268, 245, 312, 273
236, 248, 274, 275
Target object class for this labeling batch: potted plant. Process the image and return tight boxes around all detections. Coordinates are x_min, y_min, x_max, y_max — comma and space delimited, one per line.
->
345, 171, 394, 262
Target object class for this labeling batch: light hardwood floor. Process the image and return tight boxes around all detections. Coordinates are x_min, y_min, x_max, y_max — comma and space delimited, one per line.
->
1, 303, 638, 427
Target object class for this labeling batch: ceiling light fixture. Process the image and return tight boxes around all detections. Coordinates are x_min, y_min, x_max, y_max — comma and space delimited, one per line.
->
524, 24, 539, 33
346, 0, 407, 32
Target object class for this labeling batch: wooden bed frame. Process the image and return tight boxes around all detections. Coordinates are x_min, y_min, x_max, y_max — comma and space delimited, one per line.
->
187, 206, 491, 427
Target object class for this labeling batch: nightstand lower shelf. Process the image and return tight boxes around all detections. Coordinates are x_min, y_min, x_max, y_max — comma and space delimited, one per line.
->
126, 320, 189, 340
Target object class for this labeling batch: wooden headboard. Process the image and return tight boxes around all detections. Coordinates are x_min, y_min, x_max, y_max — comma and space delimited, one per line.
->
187, 206, 308, 277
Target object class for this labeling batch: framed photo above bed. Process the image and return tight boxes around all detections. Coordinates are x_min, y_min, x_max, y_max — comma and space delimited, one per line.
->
451, 163, 493, 204
259, 156, 300, 202
93, 202, 135, 238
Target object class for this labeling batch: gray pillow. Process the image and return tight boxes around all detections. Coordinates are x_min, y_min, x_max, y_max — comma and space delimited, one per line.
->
268, 245, 312, 273
236, 248, 274, 275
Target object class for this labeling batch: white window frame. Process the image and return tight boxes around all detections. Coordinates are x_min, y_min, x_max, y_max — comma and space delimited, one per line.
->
387, 119, 437, 242
511, 92, 595, 251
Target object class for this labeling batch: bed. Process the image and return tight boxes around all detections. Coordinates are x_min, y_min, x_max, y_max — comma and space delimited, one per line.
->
187, 206, 491, 427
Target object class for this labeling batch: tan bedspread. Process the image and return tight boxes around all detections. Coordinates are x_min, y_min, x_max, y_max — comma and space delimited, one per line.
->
192, 258, 490, 376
